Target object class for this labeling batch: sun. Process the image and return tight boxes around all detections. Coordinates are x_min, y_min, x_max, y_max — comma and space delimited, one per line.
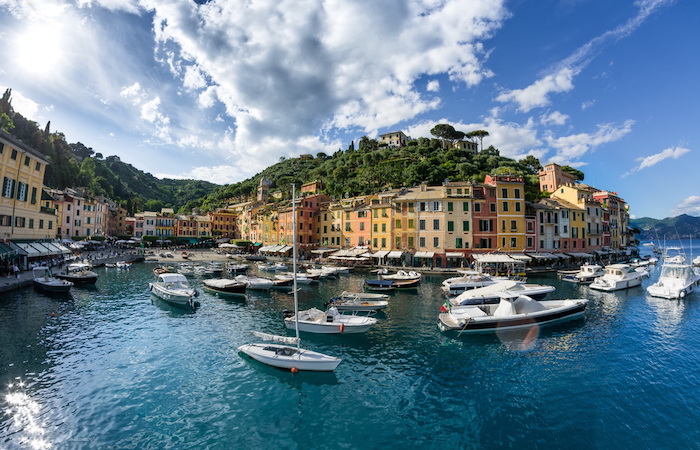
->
14, 21, 66, 78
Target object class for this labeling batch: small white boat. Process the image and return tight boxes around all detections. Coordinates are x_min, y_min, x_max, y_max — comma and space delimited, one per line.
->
33, 266, 73, 293
647, 261, 700, 299
380, 270, 421, 281
235, 275, 274, 291
441, 271, 515, 296
663, 247, 686, 264
202, 278, 247, 295
284, 307, 377, 334
326, 292, 389, 312
149, 273, 198, 307
238, 332, 341, 372
449, 280, 555, 306
589, 264, 648, 292
116, 261, 132, 269
561, 263, 604, 284
55, 261, 98, 284
438, 294, 588, 334
692, 256, 700, 267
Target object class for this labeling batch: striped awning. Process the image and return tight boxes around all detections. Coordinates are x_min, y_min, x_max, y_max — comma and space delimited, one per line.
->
414, 251, 435, 258
386, 251, 404, 258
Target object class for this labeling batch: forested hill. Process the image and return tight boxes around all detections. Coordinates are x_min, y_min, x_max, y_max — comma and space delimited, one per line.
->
0, 89, 218, 213
632, 215, 700, 240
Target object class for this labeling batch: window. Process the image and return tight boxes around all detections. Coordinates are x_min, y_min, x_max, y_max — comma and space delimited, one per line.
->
17, 182, 27, 202
35, 162, 40, 171
373, 224, 378, 232
418, 202, 428, 212
408, 236, 414, 247
515, 202, 521, 212
29, 218, 34, 228
474, 203, 481, 212
514, 188, 521, 199
359, 222, 365, 231
455, 238, 463, 248
395, 237, 401, 248
510, 237, 517, 248
510, 220, 517, 231
3, 177, 15, 198
490, 203, 496, 213
502, 202, 508, 212
431, 201, 441, 212
433, 219, 440, 230
345, 223, 351, 231
462, 221, 469, 232
381, 238, 386, 248
381, 223, 386, 232
501, 188, 508, 198
447, 221, 454, 232
419, 237, 426, 248
11, 149, 17, 160
346, 212, 350, 220
463, 202, 469, 212
39, 219, 44, 229
479, 220, 492, 232
395, 219, 401, 229
408, 219, 414, 229
433, 237, 439, 247
447, 202, 453, 212
419, 220, 426, 230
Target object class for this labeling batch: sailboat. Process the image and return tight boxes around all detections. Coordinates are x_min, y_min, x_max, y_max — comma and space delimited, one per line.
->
238, 186, 341, 372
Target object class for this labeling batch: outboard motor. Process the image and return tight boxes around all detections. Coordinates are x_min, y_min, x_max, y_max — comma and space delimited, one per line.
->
282, 309, 294, 319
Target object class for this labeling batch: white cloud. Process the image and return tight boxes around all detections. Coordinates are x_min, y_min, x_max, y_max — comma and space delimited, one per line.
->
426, 80, 440, 92
672, 196, 700, 216
581, 100, 595, 110
546, 119, 635, 165
496, 0, 673, 112
137, 0, 508, 168
541, 111, 569, 126
624, 146, 690, 176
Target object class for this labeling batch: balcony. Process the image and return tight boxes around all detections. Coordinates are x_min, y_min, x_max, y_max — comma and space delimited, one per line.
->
40, 206, 56, 215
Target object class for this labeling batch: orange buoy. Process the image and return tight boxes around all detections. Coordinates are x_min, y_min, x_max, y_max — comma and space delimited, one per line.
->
291, 367, 299, 373
50, 312, 56, 317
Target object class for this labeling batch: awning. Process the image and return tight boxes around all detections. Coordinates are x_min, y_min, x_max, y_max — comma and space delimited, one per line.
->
566, 252, 594, 258
277, 245, 293, 253
414, 251, 435, 258
509, 253, 532, 262
473, 254, 524, 264
0, 242, 16, 258
36, 242, 61, 256
526, 252, 559, 259
372, 250, 390, 258
386, 251, 404, 258
54, 243, 71, 254
445, 252, 465, 258
14, 242, 48, 257
311, 248, 337, 255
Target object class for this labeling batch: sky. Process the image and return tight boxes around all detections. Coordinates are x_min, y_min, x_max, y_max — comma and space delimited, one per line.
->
0, 0, 697, 220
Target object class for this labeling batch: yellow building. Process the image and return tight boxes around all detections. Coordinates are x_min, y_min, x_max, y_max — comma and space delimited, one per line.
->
443, 181, 473, 265
0, 131, 55, 240
370, 194, 393, 252
551, 184, 603, 250
484, 174, 526, 251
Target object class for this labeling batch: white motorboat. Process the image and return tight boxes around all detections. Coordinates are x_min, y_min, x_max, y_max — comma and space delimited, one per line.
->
202, 278, 247, 295
692, 256, 700, 267
275, 273, 317, 285
646, 261, 700, 299
448, 280, 555, 306
326, 292, 389, 312
239, 186, 341, 372
589, 264, 648, 292
441, 271, 516, 296
561, 263, 604, 284
380, 270, 421, 281
149, 272, 198, 307
115, 261, 132, 269
663, 247, 686, 264
235, 275, 274, 290
284, 307, 377, 334
32, 266, 73, 293
55, 261, 98, 284
438, 294, 588, 334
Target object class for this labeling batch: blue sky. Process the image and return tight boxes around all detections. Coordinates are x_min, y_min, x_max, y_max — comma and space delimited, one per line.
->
0, 0, 697, 220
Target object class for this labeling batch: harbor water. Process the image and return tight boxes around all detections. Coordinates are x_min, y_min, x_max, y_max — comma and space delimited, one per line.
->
2, 243, 700, 449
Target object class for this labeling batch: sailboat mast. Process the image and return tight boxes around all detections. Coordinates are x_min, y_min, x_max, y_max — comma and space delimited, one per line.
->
292, 185, 300, 350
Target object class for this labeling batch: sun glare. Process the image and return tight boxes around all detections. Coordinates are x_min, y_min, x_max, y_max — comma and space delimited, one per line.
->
14, 22, 66, 78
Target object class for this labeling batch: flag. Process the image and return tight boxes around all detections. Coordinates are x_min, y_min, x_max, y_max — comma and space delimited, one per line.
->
440, 300, 451, 313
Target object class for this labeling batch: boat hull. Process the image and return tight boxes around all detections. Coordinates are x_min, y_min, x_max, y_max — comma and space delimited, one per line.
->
55, 274, 98, 284
284, 318, 375, 334
149, 284, 196, 306
590, 277, 643, 291
238, 343, 341, 371
33, 279, 73, 293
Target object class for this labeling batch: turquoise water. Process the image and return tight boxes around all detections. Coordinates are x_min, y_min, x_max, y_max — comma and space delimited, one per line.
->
2, 244, 700, 449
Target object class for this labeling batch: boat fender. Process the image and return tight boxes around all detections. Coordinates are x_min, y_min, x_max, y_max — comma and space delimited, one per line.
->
680, 289, 686, 298
149, 284, 153, 291
339, 323, 345, 333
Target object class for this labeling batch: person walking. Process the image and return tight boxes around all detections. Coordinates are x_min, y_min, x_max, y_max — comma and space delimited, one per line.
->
12, 264, 20, 279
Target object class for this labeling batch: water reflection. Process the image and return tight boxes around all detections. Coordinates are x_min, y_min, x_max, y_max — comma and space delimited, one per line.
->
646, 295, 686, 338
2, 380, 50, 450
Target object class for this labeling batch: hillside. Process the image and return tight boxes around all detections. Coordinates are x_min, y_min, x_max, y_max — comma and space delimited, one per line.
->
631, 215, 700, 240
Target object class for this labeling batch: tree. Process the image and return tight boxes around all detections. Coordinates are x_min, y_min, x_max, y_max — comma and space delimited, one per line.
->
561, 165, 585, 181
519, 155, 542, 174
0, 88, 12, 115
0, 113, 14, 133
430, 124, 465, 149
465, 130, 489, 151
